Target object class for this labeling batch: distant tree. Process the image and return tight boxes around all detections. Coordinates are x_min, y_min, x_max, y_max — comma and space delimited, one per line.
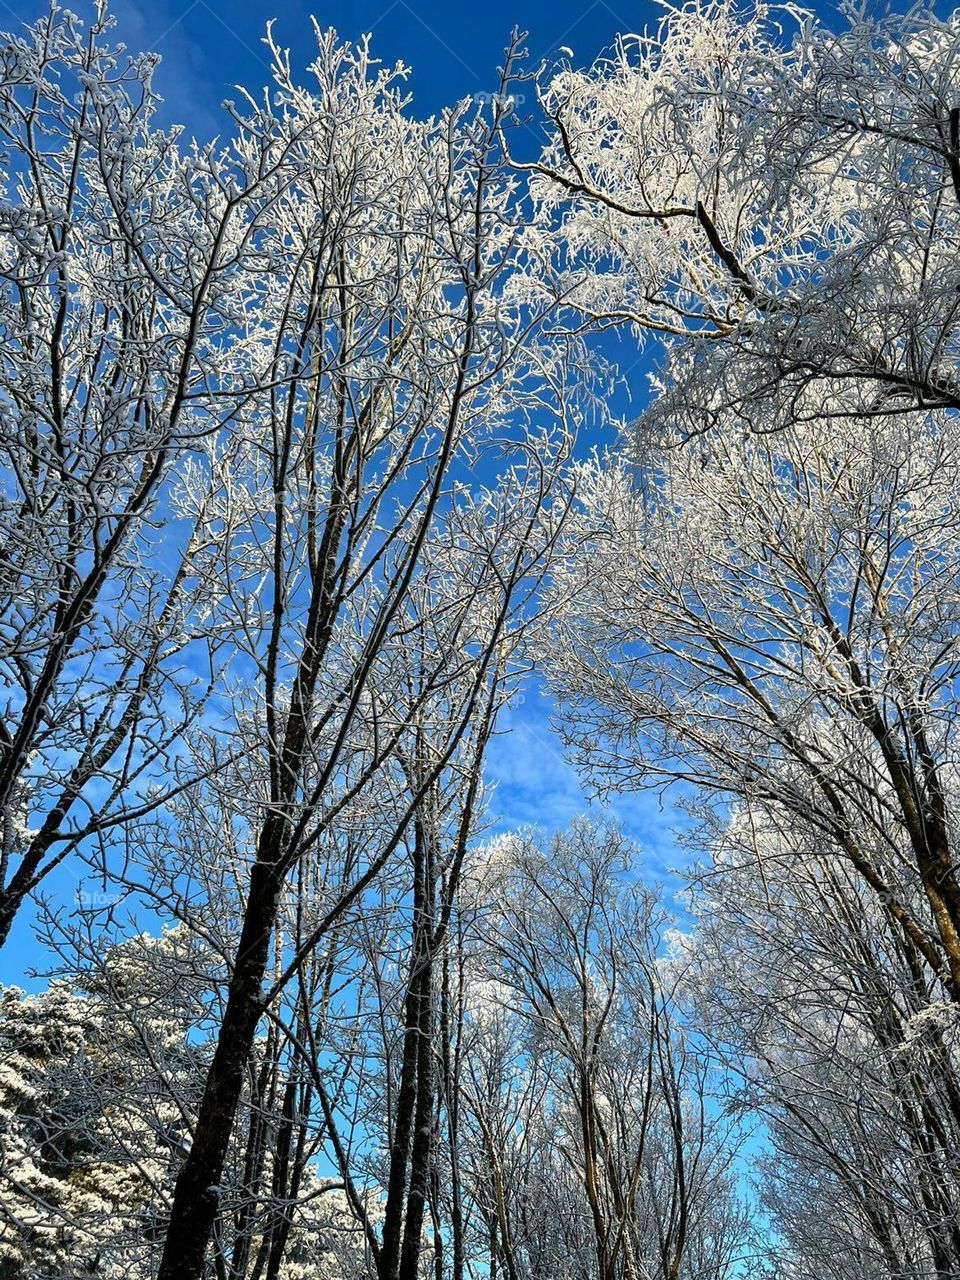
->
0, 928, 205, 1277
545, 409, 960, 1276
457, 822, 751, 1280
690, 809, 960, 1280
0, 924, 373, 1279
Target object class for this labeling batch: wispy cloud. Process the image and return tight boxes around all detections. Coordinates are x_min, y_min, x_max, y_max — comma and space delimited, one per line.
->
486, 682, 690, 895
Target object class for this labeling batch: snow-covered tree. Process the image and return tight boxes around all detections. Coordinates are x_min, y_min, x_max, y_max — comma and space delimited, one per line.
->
457, 822, 751, 1280
0, 920, 380, 1280
528, 6, 960, 1271
549, 407, 960, 1000
132, 23, 586, 1278
10, 1, 960, 1276
0, 928, 206, 1277
518, 0, 960, 433
690, 810, 960, 1279
0, 4, 269, 946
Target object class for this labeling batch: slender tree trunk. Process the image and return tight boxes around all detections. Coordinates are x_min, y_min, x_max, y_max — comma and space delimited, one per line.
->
440, 938, 465, 1280
398, 941, 435, 1280
228, 1043, 276, 1280
379, 828, 430, 1280
262, 1076, 304, 1280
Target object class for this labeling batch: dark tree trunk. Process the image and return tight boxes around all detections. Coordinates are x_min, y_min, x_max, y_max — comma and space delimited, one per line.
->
440, 937, 465, 1280
380, 811, 438, 1280
379, 958, 426, 1278
228, 1041, 277, 1280
158, 847, 284, 1280
398, 942, 435, 1280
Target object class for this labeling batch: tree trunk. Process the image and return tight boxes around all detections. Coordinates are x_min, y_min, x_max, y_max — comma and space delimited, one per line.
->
398, 944, 434, 1280
158, 848, 283, 1280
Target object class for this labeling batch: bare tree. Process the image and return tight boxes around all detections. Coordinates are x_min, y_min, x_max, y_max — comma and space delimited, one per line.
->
690, 808, 960, 1280
255, 458, 575, 1280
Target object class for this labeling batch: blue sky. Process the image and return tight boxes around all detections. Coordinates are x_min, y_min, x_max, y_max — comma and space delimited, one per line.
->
0, 0, 655, 130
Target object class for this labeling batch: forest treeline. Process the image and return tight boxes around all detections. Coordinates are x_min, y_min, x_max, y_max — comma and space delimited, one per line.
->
2, 2, 960, 1277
